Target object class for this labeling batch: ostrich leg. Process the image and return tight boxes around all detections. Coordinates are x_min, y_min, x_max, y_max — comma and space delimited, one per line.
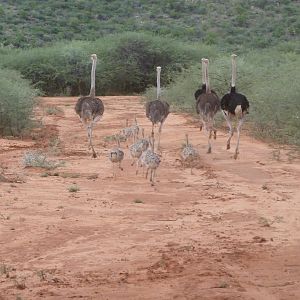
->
157, 122, 164, 151
234, 117, 244, 160
222, 111, 234, 150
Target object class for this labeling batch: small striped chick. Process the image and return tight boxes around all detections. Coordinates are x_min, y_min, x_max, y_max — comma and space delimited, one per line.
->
139, 134, 161, 186
130, 117, 140, 142
181, 134, 199, 175
129, 128, 149, 174
108, 137, 124, 178
120, 117, 140, 143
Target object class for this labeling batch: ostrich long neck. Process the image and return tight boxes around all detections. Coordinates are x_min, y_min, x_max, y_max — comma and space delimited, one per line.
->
156, 68, 161, 100
202, 60, 205, 85
231, 56, 237, 88
89, 58, 96, 98
205, 62, 211, 93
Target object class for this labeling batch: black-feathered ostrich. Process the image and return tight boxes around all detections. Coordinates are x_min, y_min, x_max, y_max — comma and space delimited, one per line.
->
75, 54, 104, 158
196, 58, 220, 153
221, 54, 249, 159
146, 66, 170, 151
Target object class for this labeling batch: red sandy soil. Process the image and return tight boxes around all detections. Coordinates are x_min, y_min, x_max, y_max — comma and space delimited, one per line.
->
0, 96, 299, 300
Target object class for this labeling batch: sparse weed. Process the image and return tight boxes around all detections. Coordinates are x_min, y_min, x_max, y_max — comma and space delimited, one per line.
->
37, 270, 46, 281
87, 174, 98, 180
45, 106, 63, 116
0, 263, 9, 275
60, 172, 81, 179
48, 137, 63, 155
134, 199, 143, 204
259, 217, 271, 227
23, 151, 64, 170
68, 185, 80, 193
217, 282, 229, 288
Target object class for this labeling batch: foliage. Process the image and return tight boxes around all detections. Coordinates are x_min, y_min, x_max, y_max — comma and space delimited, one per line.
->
0, 0, 299, 49
0, 68, 38, 136
145, 44, 300, 146
0, 33, 217, 96
22, 151, 64, 169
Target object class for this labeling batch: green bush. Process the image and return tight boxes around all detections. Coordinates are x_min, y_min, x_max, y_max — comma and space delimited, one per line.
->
0, 68, 38, 136
1, 32, 217, 96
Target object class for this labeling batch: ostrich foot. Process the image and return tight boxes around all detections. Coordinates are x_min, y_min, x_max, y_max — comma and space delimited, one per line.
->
207, 147, 212, 154
227, 144, 230, 150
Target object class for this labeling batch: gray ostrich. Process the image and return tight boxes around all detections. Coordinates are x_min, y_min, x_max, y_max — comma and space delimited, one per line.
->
75, 54, 104, 158
196, 59, 220, 153
146, 66, 170, 151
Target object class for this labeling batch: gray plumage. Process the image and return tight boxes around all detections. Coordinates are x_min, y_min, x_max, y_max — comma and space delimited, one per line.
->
146, 67, 170, 150
75, 54, 104, 158
109, 138, 124, 178
196, 58, 220, 153
139, 134, 161, 185
129, 128, 149, 174
120, 117, 140, 143
181, 134, 199, 174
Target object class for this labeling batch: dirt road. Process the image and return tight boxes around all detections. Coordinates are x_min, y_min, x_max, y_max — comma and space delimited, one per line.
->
0, 96, 299, 300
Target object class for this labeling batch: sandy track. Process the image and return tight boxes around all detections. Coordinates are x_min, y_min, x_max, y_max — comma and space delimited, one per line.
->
0, 96, 299, 300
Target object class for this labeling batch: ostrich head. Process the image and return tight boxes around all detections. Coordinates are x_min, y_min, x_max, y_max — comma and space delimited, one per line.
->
91, 54, 97, 61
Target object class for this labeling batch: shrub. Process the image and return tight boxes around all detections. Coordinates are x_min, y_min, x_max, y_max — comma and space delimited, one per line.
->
0, 33, 217, 96
0, 68, 38, 136
68, 185, 80, 193
22, 151, 64, 169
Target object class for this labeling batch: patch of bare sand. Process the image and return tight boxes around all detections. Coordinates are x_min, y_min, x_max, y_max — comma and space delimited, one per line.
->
0, 96, 299, 299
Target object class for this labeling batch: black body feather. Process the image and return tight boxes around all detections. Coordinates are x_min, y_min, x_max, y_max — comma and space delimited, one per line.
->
194, 84, 218, 101
221, 87, 249, 115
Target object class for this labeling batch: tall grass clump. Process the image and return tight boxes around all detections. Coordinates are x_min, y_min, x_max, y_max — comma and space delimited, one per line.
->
0, 32, 217, 96
147, 45, 300, 146
0, 68, 38, 136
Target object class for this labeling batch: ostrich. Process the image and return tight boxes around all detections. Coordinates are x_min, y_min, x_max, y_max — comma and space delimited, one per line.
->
181, 134, 199, 175
139, 133, 161, 186
146, 66, 170, 151
108, 136, 124, 178
221, 54, 250, 159
196, 58, 220, 153
120, 117, 140, 143
129, 128, 149, 174
75, 54, 104, 158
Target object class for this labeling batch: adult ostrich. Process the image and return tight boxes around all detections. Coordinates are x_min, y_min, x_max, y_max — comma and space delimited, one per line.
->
75, 54, 104, 158
196, 58, 220, 153
221, 54, 249, 159
146, 66, 170, 151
